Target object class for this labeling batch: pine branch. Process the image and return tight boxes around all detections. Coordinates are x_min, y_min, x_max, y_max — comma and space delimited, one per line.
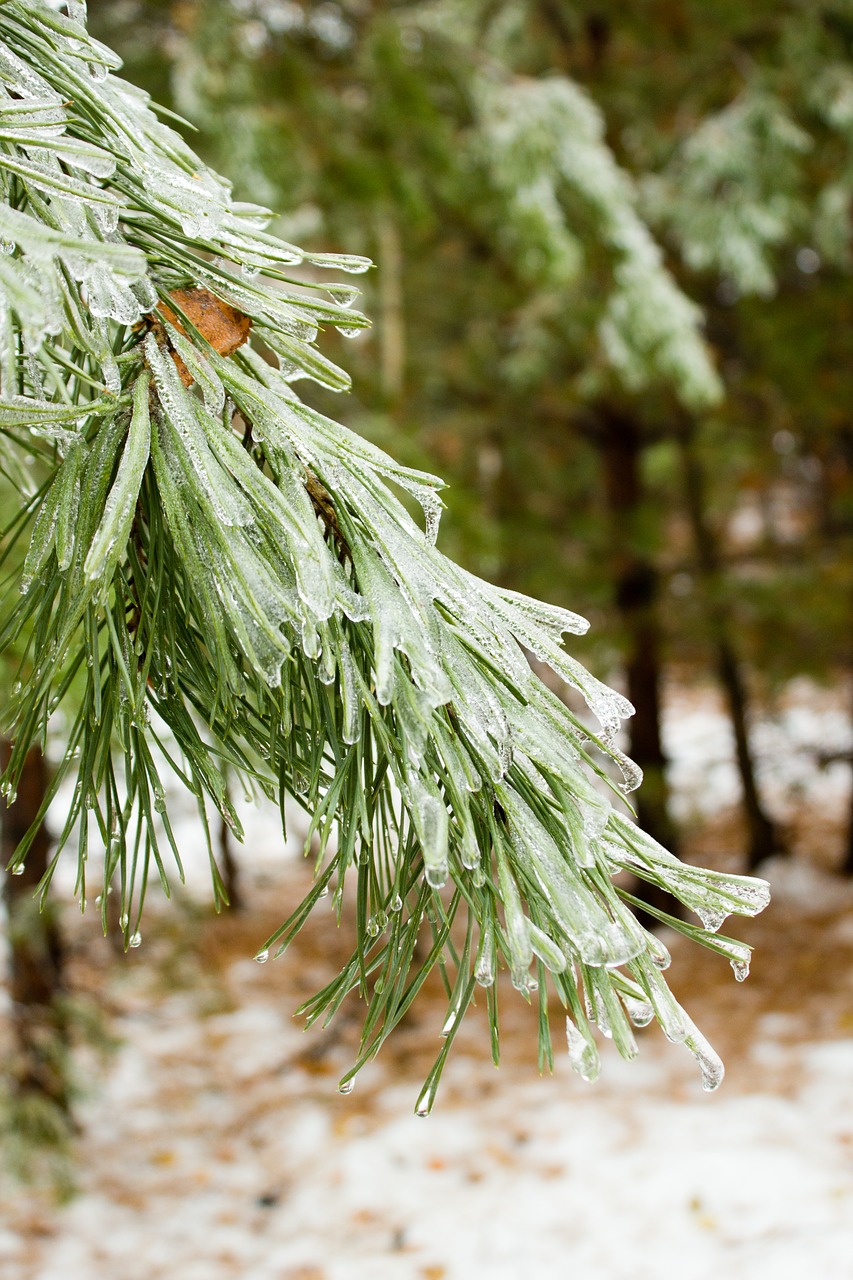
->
0, 0, 769, 1110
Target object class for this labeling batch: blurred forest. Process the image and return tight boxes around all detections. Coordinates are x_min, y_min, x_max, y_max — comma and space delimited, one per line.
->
88, 0, 853, 874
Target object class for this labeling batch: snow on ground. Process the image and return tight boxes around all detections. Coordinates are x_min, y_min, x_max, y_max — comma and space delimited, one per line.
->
2, 679, 853, 1279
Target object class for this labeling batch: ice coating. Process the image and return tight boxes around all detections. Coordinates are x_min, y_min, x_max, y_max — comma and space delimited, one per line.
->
566, 1017, 601, 1082
0, 0, 774, 1110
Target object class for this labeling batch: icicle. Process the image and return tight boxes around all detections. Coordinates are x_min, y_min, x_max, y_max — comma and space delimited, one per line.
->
475, 914, 496, 987
495, 845, 533, 988
528, 921, 568, 974
682, 1016, 725, 1092
565, 1017, 600, 1082
620, 993, 655, 1027
410, 778, 449, 888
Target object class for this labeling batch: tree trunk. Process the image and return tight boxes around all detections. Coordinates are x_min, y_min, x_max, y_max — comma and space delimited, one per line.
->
842, 659, 853, 875
676, 418, 780, 871
600, 407, 679, 854
599, 407, 681, 927
0, 740, 69, 1113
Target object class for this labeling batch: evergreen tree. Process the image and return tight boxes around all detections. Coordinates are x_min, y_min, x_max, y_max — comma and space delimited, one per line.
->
0, 0, 768, 1112
128, 0, 853, 875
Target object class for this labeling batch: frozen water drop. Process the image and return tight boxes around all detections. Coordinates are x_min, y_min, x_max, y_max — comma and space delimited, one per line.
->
414, 1080, 437, 1116
440, 1009, 458, 1037
731, 957, 750, 982
128, 931, 142, 948
11, 865, 25, 876
648, 935, 671, 970
119, 912, 129, 928
325, 284, 360, 307
511, 969, 538, 996
475, 950, 495, 988
425, 863, 448, 889
255, 949, 270, 964
621, 994, 654, 1027
685, 1025, 725, 1092
565, 1018, 600, 1083
696, 907, 728, 934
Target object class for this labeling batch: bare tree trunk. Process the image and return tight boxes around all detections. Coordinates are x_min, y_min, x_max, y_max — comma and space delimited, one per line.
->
676, 418, 780, 871
599, 407, 681, 928
0, 740, 69, 1113
842, 769, 853, 875
600, 406, 679, 856
842, 658, 853, 875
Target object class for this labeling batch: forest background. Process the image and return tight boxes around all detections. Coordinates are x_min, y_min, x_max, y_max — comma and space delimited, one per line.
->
88, 0, 853, 876
3, 3, 853, 1276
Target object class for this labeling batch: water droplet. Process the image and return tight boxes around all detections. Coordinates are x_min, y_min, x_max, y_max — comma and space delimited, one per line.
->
128, 931, 142, 948
318, 885, 329, 899
415, 1080, 437, 1116
338, 1077, 355, 1095
11, 865, 25, 876
119, 913, 129, 928
325, 284, 360, 308
731, 957, 750, 982
511, 969, 538, 996
621, 994, 654, 1027
153, 788, 167, 814
565, 1018, 600, 1083
391, 894, 403, 913
696, 907, 728, 934
334, 324, 363, 339
425, 863, 448, 890
366, 916, 380, 938
255, 949, 270, 964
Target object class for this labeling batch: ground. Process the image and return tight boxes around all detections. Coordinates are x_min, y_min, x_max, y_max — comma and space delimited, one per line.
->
1, 680, 853, 1280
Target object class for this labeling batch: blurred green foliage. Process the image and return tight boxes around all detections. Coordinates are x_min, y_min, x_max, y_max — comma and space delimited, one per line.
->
86, 0, 853, 702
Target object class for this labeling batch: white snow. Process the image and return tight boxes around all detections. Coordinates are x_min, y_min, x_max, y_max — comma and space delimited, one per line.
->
2, 677, 853, 1279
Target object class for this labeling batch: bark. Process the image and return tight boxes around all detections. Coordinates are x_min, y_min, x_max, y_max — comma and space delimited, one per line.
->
843, 789, 853, 875
0, 740, 69, 1112
599, 407, 682, 925
676, 418, 780, 871
843, 662, 853, 875
600, 407, 679, 853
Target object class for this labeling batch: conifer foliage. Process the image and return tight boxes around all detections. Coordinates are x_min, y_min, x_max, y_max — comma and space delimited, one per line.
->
0, 0, 769, 1110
